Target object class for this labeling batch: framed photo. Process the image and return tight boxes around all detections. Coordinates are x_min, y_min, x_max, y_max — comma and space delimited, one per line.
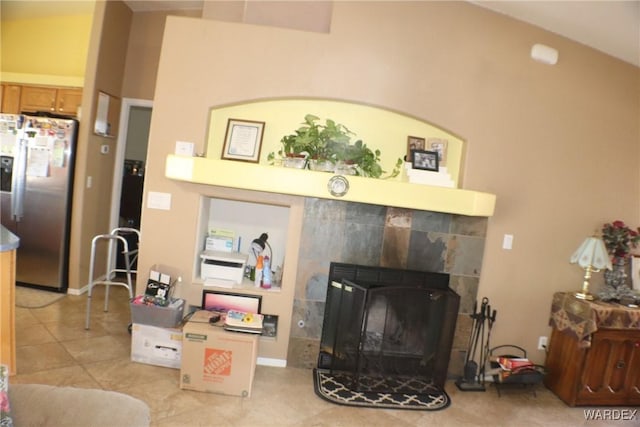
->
411, 149, 439, 171
427, 138, 448, 167
221, 118, 265, 163
406, 136, 425, 162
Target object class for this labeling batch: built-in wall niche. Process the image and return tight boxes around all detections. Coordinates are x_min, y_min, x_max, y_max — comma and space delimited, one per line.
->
186, 190, 302, 366
206, 98, 465, 187
196, 196, 290, 287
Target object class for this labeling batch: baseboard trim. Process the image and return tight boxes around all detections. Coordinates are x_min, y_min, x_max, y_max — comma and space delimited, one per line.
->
257, 357, 286, 367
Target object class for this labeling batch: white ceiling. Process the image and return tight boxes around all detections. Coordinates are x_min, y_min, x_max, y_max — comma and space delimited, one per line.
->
2, 1, 639, 67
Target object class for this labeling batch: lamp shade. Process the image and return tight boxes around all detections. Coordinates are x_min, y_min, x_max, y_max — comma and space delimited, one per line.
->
251, 233, 268, 253
570, 237, 612, 270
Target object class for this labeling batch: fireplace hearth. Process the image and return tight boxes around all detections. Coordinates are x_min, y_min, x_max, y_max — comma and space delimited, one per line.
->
317, 262, 460, 394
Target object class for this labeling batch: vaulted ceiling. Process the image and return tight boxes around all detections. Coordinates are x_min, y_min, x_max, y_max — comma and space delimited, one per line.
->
2, 1, 638, 67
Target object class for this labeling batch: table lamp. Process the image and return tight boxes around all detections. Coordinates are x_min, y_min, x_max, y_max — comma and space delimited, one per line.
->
570, 236, 612, 300
250, 232, 272, 261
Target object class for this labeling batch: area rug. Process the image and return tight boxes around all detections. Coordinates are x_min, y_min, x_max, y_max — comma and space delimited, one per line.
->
313, 368, 451, 410
15, 286, 66, 308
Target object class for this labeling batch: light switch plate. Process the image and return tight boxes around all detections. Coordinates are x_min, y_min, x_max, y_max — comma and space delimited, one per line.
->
147, 191, 171, 210
502, 234, 513, 250
175, 141, 195, 156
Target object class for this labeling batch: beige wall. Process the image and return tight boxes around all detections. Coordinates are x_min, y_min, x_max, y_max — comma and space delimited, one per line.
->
122, 9, 201, 100
68, 0, 132, 291
69, 4, 196, 291
138, 1, 639, 362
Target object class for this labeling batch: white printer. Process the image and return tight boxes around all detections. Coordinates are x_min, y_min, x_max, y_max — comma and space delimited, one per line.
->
200, 250, 248, 284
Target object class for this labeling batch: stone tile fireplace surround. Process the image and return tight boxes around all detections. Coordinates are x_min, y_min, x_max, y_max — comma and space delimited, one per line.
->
288, 197, 487, 377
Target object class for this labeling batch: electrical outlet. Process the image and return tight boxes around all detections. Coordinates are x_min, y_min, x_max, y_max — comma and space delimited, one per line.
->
538, 336, 548, 350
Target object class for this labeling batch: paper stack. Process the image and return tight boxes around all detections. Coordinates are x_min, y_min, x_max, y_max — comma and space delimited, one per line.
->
223, 310, 264, 334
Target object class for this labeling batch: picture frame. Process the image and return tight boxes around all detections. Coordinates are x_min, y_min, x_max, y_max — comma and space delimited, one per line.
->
221, 118, 265, 163
411, 149, 439, 172
406, 136, 425, 162
427, 138, 448, 167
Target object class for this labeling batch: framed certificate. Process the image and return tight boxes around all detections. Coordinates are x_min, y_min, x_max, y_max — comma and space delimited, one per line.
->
221, 119, 265, 163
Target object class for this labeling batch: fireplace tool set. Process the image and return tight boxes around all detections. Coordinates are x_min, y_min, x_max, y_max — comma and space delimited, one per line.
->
455, 297, 497, 391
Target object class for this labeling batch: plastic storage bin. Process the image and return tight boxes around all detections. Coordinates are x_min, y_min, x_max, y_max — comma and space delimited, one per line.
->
130, 297, 185, 328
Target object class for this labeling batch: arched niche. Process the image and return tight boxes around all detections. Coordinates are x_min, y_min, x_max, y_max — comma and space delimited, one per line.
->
205, 98, 464, 187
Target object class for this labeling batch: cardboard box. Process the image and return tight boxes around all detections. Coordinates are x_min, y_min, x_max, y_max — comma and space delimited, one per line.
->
206, 235, 233, 252
130, 297, 185, 328
180, 311, 259, 397
131, 323, 183, 369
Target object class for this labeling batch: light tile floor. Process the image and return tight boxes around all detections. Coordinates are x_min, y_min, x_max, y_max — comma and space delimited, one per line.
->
12, 287, 638, 426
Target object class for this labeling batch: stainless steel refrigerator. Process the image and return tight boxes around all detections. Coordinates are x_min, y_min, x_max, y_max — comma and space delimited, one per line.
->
0, 113, 78, 292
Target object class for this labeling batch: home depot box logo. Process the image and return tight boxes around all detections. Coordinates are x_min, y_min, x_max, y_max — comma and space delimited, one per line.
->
203, 348, 232, 381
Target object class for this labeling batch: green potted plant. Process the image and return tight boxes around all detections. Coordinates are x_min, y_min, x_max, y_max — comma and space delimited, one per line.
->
267, 129, 309, 169
334, 139, 402, 178
270, 114, 401, 178
301, 114, 353, 172
269, 114, 353, 171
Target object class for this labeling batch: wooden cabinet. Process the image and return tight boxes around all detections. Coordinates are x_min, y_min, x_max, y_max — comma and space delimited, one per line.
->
55, 88, 83, 116
545, 327, 640, 406
0, 233, 18, 375
1, 84, 22, 114
0, 84, 82, 116
20, 85, 58, 113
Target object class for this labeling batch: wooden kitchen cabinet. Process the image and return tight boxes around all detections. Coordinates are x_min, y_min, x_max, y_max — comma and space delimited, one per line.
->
0, 84, 82, 116
55, 88, 83, 116
20, 85, 58, 113
545, 293, 640, 406
0, 227, 19, 376
1, 84, 22, 114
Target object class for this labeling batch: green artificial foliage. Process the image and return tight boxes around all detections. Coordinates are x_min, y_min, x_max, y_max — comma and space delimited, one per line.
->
269, 114, 401, 179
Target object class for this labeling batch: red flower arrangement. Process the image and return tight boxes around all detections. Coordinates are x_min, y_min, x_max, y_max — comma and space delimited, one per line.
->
601, 220, 640, 259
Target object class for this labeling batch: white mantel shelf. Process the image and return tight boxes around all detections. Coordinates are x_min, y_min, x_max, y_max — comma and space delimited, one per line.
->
165, 155, 496, 217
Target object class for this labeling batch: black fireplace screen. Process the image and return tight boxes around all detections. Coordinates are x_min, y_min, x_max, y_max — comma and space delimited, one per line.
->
318, 262, 459, 393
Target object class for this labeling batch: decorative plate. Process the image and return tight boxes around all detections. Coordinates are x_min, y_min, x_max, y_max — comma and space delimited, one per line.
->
328, 175, 349, 197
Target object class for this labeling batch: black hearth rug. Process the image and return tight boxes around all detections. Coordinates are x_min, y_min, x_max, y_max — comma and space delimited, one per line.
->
313, 369, 451, 410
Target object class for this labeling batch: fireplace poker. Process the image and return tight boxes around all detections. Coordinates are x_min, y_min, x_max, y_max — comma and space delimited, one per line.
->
462, 300, 478, 366
456, 297, 488, 391
478, 301, 494, 384
483, 306, 497, 379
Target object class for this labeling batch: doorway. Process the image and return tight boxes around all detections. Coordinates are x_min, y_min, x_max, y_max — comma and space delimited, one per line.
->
109, 98, 152, 232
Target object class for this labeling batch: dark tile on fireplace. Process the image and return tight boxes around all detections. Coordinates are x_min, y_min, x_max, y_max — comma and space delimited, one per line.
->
295, 258, 330, 301
385, 207, 412, 228
299, 219, 344, 261
406, 230, 447, 272
451, 215, 488, 237
286, 337, 320, 369
450, 275, 480, 313
380, 226, 410, 268
304, 198, 346, 221
345, 202, 386, 226
446, 235, 485, 276
411, 210, 451, 233
341, 223, 383, 265
290, 299, 325, 340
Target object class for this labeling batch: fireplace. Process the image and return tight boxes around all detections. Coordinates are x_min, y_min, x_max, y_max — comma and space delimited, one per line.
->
317, 262, 460, 393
